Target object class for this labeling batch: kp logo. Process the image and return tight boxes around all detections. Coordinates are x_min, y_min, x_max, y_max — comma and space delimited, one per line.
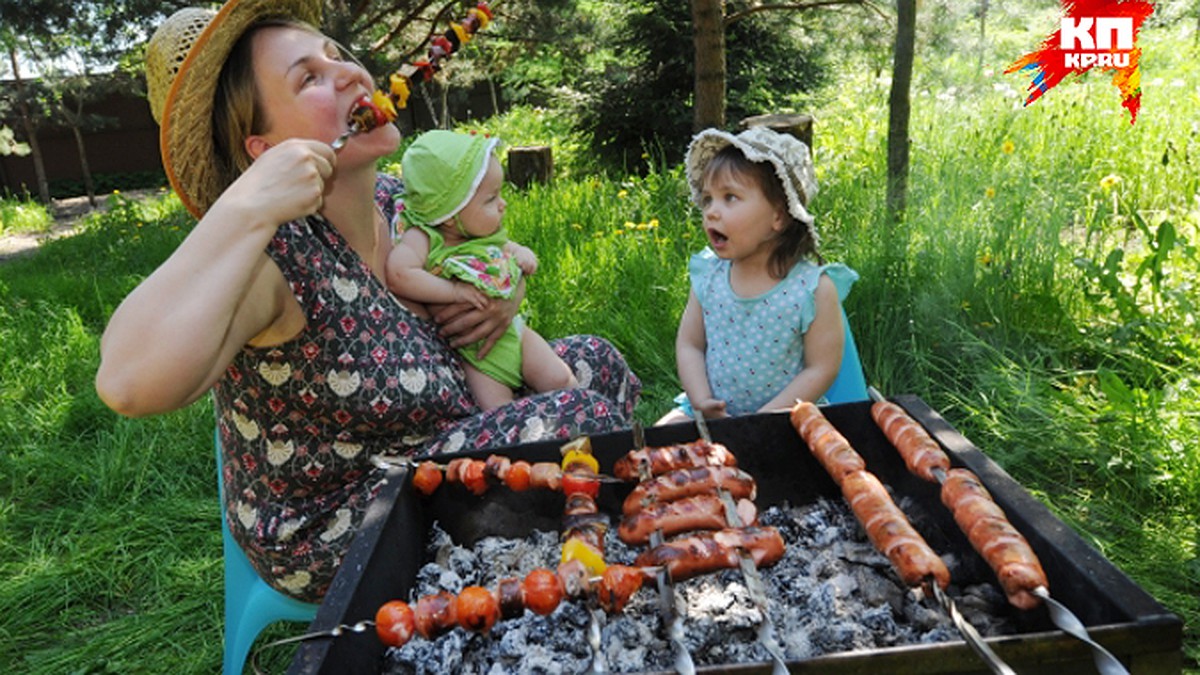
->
1006, 0, 1155, 124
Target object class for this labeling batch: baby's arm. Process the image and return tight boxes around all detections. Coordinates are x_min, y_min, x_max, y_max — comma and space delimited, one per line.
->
758, 274, 845, 411
505, 241, 538, 276
386, 228, 489, 309
676, 291, 727, 419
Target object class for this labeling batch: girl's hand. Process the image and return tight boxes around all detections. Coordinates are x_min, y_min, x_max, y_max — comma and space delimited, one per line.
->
219, 139, 335, 226
694, 397, 728, 420
454, 282, 490, 311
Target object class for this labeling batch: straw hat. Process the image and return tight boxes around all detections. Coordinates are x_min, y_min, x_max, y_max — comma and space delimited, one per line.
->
145, 0, 322, 218
685, 127, 819, 238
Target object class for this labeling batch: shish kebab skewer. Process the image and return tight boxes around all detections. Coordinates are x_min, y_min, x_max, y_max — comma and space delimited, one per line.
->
631, 422, 697, 675
866, 389, 1131, 675
789, 400, 1016, 675
691, 413, 791, 675
374, 436, 650, 650
333, 2, 496, 150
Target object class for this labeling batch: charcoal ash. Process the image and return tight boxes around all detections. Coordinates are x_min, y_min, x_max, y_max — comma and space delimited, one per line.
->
383, 499, 1014, 674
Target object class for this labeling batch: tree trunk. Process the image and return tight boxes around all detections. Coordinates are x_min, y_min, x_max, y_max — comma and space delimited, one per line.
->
886, 0, 916, 224
691, 0, 726, 131
7, 48, 50, 203
70, 124, 97, 207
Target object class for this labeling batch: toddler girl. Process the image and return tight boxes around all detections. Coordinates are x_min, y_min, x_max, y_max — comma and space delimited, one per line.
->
658, 127, 858, 424
386, 130, 578, 410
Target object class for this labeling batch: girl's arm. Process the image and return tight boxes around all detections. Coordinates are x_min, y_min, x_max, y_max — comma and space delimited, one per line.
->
386, 228, 489, 309
758, 274, 845, 412
676, 291, 727, 419
95, 139, 335, 417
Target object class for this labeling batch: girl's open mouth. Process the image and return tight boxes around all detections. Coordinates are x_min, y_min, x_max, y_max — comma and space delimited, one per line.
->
707, 228, 728, 249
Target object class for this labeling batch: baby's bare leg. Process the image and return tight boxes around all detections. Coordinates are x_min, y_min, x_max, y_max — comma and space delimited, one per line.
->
521, 329, 579, 393
465, 362, 515, 411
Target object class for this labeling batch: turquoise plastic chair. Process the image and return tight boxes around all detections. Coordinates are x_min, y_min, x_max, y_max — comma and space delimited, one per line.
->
215, 430, 319, 675
822, 308, 869, 404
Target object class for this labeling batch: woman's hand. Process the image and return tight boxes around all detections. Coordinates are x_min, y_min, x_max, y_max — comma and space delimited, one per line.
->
432, 291, 520, 358
221, 139, 335, 226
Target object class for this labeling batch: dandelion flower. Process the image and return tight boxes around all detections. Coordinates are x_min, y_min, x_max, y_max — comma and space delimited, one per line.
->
1000, 140, 1015, 154
1099, 173, 1122, 191
648, 218, 660, 229
985, 187, 996, 199
617, 190, 628, 199
623, 221, 636, 230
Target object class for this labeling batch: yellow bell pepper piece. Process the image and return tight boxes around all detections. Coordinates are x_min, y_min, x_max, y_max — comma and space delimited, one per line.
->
561, 538, 606, 576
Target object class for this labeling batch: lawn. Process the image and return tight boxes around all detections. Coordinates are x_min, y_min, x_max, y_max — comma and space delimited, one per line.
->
1, 24, 1197, 675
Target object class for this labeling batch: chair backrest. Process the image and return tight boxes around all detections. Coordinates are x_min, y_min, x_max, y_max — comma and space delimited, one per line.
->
823, 307, 869, 404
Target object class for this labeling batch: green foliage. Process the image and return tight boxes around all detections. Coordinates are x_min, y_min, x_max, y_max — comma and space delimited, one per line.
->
0, 198, 52, 236
572, 0, 828, 172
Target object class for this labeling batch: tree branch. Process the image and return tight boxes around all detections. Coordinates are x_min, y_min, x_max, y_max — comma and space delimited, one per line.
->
724, 0, 886, 25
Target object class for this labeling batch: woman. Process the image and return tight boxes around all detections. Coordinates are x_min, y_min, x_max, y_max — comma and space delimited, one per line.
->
96, 0, 639, 602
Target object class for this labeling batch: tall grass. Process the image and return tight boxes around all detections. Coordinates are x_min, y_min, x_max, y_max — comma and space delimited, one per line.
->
1, 26, 1197, 675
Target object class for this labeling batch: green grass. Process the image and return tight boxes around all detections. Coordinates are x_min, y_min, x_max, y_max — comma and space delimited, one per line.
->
0, 198, 53, 237
2, 25, 1198, 675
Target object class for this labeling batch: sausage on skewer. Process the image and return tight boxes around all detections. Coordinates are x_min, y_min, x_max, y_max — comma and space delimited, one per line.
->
612, 440, 738, 481
942, 468, 1048, 609
870, 400, 951, 483
622, 465, 757, 517
633, 526, 786, 582
618, 493, 757, 545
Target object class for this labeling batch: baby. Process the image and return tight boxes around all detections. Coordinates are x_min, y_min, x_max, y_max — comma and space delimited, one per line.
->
386, 130, 578, 410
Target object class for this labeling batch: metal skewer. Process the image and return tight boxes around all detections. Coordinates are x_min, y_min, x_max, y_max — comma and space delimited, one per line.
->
868, 387, 1128, 675
632, 422, 696, 675
693, 413, 789, 675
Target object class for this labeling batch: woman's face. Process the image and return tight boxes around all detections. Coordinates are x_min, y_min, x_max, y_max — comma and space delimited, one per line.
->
248, 26, 400, 161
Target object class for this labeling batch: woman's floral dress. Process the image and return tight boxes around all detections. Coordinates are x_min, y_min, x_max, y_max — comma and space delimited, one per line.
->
213, 175, 640, 602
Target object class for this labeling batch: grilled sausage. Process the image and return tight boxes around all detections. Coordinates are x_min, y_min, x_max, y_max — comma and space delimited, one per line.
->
597, 564, 646, 613
942, 468, 1048, 609
612, 440, 738, 481
496, 576, 525, 620
870, 400, 951, 483
634, 526, 786, 582
529, 462, 563, 491
413, 591, 458, 639
622, 466, 757, 517
841, 470, 952, 589
618, 493, 757, 545
789, 401, 866, 486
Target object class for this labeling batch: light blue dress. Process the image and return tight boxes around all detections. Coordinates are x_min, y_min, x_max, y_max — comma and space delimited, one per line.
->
680, 248, 858, 416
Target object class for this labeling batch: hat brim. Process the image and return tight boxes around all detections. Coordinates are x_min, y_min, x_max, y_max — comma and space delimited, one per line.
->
685, 128, 817, 232
160, 0, 322, 218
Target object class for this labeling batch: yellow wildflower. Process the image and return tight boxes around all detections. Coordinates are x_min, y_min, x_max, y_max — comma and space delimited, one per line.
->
623, 221, 636, 230
979, 252, 994, 265
1000, 140, 1015, 154
648, 218, 660, 229
985, 187, 996, 199
617, 190, 629, 199
1099, 173, 1122, 191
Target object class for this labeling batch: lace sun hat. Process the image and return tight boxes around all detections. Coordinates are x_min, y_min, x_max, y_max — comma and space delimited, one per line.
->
144, 0, 322, 218
685, 127, 819, 242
